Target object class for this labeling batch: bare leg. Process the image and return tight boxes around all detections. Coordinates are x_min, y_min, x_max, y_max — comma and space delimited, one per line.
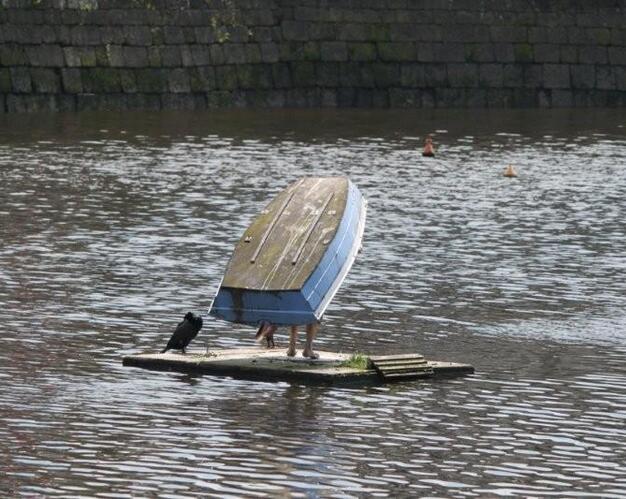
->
302, 323, 319, 359
287, 326, 298, 357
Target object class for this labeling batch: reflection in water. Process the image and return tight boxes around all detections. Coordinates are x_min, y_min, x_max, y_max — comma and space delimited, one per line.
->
1, 109, 625, 496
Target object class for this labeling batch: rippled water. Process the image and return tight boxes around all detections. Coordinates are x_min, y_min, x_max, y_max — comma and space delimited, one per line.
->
1, 109, 625, 497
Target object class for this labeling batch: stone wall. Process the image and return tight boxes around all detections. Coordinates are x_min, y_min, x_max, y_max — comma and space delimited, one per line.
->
1, 0, 625, 112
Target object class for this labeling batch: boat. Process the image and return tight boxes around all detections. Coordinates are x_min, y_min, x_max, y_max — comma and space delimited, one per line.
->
209, 176, 366, 326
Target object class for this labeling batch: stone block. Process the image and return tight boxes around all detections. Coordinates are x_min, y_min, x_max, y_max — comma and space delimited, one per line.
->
147, 47, 161, 67
464, 44, 495, 63
0, 69, 11, 93
511, 89, 537, 108
124, 26, 152, 46
348, 43, 377, 62
421, 88, 435, 108
164, 27, 185, 44
578, 46, 607, 65
338, 23, 368, 41
523, 64, 543, 88
447, 63, 478, 87
543, 64, 570, 88
559, 46, 577, 64
372, 63, 399, 87
444, 25, 490, 43
122, 46, 149, 67
241, 65, 273, 89
161, 46, 182, 67
465, 88, 488, 108
180, 46, 194, 67
388, 23, 418, 42
282, 21, 309, 41
61, 68, 82, 93
291, 61, 315, 86
194, 27, 216, 44
478, 64, 503, 87
588, 28, 611, 46
120, 70, 137, 93
336, 88, 356, 107
135, 68, 168, 93
70, 26, 100, 46
245, 45, 262, 64
206, 90, 235, 109
191, 45, 211, 65
513, 43, 533, 63
533, 44, 559, 63
439, 88, 465, 107
63, 47, 96, 67
260, 43, 279, 63
608, 47, 626, 66
490, 26, 527, 43
338, 63, 360, 87
82, 68, 121, 93
27, 45, 64, 67
389, 88, 420, 107
320, 42, 348, 62
214, 66, 238, 90
10, 67, 31, 93
272, 64, 292, 88
493, 43, 515, 62
502, 64, 522, 87
168, 68, 191, 93
486, 89, 512, 108
528, 27, 568, 44
100, 27, 125, 45
596, 65, 615, 90
210, 45, 225, 65
423, 63, 447, 86
183, 27, 197, 44
321, 89, 337, 107
309, 23, 337, 41
126, 93, 161, 111
433, 43, 465, 62
570, 65, 595, 89
189, 66, 215, 91
223, 44, 247, 64
316, 62, 339, 87
400, 64, 425, 87
551, 89, 573, 107
7, 94, 57, 113
615, 67, 626, 91
0, 45, 28, 66
378, 42, 416, 62
31, 68, 60, 93
161, 94, 205, 111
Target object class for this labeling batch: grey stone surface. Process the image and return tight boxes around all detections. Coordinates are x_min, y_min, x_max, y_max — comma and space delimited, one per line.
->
0, 1, 624, 111
31, 68, 61, 93
544, 64, 570, 89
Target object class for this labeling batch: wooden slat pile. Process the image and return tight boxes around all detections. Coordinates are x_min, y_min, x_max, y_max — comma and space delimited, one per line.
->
369, 354, 434, 381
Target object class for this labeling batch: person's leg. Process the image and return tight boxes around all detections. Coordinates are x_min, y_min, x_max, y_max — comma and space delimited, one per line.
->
302, 323, 319, 359
287, 325, 298, 357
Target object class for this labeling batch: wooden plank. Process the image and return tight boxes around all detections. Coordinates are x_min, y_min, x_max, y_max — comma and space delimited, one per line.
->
369, 354, 426, 362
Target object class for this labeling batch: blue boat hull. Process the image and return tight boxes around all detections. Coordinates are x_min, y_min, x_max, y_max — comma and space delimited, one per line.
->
210, 179, 366, 326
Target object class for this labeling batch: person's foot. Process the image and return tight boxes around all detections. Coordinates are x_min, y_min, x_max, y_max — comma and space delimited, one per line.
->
302, 350, 319, 359
287, 347, 296, 357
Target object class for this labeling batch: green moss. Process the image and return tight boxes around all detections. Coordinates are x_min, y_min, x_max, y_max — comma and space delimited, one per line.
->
340, 353, 370, 371
348, 43, 377, 62
302, 42, 320, 61
514, 43, 534, 63
0, 68, 11, 93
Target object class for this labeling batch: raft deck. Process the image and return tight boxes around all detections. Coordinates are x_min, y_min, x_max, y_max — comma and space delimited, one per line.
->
122, 348, 474, 385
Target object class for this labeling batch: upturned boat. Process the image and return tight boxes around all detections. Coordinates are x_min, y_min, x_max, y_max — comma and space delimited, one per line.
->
209, 176, 366, 326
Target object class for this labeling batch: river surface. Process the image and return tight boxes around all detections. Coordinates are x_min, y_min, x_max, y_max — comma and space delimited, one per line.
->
1, 109, 625, 497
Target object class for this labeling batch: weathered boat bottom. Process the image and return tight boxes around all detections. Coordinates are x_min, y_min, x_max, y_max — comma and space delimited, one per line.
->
122, 348, 474, 385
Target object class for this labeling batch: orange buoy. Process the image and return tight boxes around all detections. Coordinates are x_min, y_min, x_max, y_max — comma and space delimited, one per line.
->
503, 165, 518, 177
422, 135, 435, 157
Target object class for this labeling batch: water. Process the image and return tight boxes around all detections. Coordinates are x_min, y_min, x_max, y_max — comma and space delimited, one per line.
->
1, 109, 625, 497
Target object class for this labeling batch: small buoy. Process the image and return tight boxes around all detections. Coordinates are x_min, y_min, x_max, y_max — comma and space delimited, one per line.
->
422, 135, 435, 157
503, 165, 518, 177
